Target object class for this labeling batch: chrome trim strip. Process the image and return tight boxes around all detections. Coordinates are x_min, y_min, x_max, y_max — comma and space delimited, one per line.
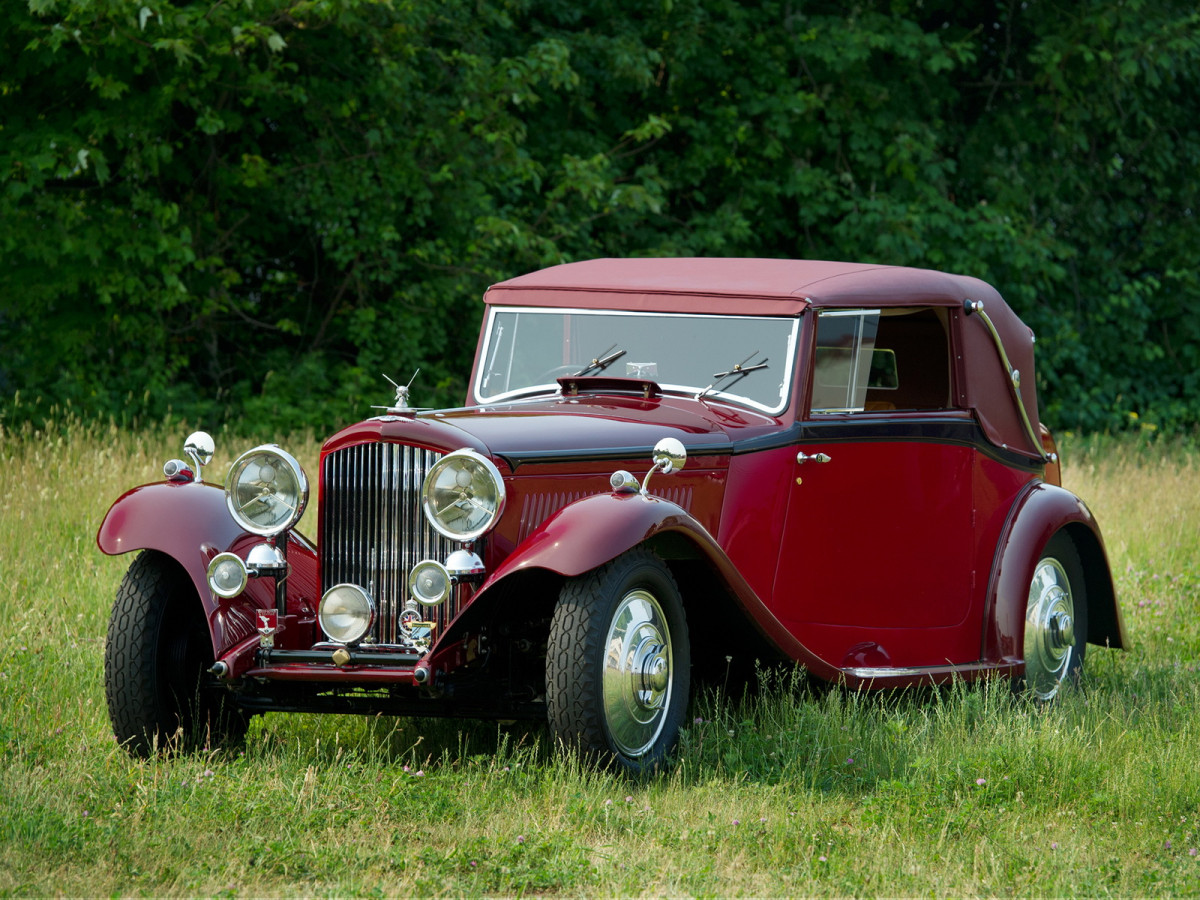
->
842, 660, 1018, 681
843, 666, 944, 679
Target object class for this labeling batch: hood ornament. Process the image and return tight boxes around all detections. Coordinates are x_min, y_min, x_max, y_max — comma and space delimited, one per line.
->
373, 369, 420, 416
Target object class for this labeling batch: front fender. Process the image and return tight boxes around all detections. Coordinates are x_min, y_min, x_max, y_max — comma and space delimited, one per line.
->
461, 492, 839, 680
97, 482, 318, 656
983, 482, 1126, 665
486, 491, 702, 582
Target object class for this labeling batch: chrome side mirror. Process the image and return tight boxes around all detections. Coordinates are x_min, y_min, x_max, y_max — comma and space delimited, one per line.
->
641, 437, 687, 494
651, 437, 686, 474
184, 431, 215, 483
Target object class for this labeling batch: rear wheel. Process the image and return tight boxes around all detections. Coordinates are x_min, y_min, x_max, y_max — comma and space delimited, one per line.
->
105, 551, 248, 755
1022, 533, 1088, 700
546, 548, 690, 774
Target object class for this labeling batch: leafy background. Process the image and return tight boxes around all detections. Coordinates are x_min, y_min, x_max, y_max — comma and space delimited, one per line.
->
2, 0, 1198, 434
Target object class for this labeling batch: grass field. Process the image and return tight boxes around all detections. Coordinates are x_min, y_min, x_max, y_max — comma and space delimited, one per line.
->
1, 417, 1198, 897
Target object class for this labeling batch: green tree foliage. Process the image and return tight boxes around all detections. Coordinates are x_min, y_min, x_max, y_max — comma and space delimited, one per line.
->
2, 0, 1197, 433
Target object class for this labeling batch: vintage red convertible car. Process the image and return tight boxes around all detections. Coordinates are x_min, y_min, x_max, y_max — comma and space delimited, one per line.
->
99, 258, 1125, 772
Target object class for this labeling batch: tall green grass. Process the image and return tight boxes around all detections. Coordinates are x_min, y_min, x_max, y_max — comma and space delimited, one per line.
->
1, 417, 1198, 896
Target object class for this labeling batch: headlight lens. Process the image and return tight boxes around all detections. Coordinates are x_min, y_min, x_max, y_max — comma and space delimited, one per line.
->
318, 584, 375, 644
225, 445, 308, 537
207, 552, 248, 599
421, 449, 505, 541
408, 560, 452, 606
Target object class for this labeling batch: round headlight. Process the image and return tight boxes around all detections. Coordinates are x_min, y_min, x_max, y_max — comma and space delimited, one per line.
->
318, 584, 375, 644
408, 560, 452, 606
421, 449, 505, 541
207, 552, 248, 599
225, 445, 308, 537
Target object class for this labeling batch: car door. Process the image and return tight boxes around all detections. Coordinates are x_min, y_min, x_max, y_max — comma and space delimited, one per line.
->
770, 307, 981, 670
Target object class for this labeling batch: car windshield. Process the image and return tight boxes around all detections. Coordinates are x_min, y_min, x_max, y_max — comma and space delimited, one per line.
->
475, 307, 800, 414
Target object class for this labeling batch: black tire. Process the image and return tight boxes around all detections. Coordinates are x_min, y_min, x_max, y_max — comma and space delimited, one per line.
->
104, 550, 248, 756
1020, 532, 1088, 700
546, 547, 690, 775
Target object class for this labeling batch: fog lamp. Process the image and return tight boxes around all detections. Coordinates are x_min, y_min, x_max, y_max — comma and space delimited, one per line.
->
408, 560, 452, 606
207, 552, 249, 599
318, 584, 375, 644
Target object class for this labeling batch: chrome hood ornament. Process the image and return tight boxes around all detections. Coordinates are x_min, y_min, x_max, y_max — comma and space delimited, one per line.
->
374, 369, 420, 415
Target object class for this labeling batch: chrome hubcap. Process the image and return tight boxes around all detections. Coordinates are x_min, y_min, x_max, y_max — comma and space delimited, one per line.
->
602, 589, 673, 757
1025, 557, 1075, 700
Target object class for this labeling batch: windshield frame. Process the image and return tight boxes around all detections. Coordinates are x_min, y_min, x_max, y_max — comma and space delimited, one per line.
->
473, 306, 801, 415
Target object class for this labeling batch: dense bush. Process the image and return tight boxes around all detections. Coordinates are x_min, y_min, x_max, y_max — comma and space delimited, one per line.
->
3, 0, 1197, 434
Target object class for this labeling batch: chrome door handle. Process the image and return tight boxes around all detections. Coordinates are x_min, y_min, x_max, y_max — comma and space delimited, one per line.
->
796, 451, 832, 465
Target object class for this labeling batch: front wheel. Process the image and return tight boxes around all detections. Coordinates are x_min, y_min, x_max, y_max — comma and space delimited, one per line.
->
1022, 533, 1088, 700
104, 550, 248, 755
546, 548, 690, 774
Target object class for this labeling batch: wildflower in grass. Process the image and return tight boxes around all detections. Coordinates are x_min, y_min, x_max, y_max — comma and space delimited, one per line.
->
845, 757, 854, 765
976, 778, 986, 786
516, 835, 525, 845
625, 795, 633, 803
415, 770, 425, 777
469, 861, 477, 868
819, 855, 827, 862
605, 799, 613, 807
1051, 842, 1058, 850
733, 819, 740, 826
693, 717, 704, 724
1189, 848, 1197, 857
1165, 841, 1172, 850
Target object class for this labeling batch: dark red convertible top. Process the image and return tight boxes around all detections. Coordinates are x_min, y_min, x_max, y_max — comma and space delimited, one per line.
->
485, 257, 1043, 460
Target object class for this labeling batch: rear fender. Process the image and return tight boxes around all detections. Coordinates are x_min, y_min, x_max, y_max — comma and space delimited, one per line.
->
454, 492, 838, 679
97, 481, 318, 656
983, 482, 1126, 664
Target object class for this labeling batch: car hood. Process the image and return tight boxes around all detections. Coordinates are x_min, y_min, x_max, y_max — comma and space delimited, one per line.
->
324, 392, 785, 469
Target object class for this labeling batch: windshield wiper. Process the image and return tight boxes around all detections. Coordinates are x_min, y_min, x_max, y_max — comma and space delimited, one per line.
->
573, 345, 627, 377
695, 351, 769, 401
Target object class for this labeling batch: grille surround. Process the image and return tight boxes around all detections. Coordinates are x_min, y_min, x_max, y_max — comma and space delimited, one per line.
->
321, 442, 456, 646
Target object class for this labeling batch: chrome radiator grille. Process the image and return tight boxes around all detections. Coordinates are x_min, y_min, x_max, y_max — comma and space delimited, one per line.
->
321, 442, 456, 644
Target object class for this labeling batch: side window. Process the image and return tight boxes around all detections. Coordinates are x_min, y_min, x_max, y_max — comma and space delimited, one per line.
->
811, 310, 880, 412
810, 307, 952, 414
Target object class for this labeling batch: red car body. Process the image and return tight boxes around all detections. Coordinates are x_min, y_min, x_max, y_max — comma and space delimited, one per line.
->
99, 258, 1124, 771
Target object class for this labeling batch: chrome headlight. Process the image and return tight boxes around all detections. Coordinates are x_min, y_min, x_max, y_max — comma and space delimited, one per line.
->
207, 552, 249, 599
318, 584, 375, 644
225, 445, 308, 537
421, 449, 506, 541
408, 560, 452, 606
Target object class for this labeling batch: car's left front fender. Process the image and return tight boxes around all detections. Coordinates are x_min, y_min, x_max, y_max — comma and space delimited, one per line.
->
97, 482, 317, 657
